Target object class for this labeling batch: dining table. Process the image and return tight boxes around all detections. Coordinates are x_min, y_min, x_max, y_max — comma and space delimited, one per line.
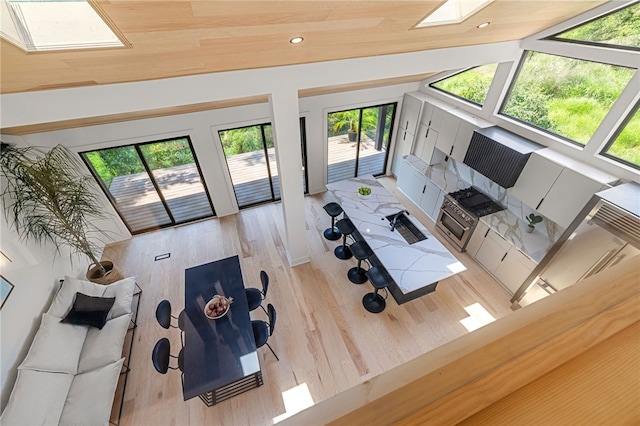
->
181, 255, 262, 406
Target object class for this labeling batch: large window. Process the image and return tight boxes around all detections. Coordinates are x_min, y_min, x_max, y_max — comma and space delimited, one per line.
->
500, 51, 635, 145
327, 103, 396, 184
548, 2, 640, 50
218, 118, 308, 208
82, 137, 214, 234
429, 63, 498, 106
601, 103, 640, 168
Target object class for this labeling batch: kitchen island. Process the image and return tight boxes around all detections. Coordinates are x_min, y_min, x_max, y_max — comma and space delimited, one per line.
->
327, 175, 466, 304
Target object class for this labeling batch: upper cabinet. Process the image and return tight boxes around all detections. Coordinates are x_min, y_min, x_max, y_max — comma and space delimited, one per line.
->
510, 149, 618, 228
398, 92, 427, 134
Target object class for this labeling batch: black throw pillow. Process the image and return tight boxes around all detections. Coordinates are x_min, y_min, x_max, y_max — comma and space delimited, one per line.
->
61, 292, 115, 330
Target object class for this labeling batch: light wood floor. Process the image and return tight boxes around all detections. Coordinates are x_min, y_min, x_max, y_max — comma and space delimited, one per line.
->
104, 176, 514, 426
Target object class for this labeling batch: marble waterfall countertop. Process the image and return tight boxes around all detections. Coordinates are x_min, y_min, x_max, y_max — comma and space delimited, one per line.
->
326, 175, 466, 297
404, 155, 555, 263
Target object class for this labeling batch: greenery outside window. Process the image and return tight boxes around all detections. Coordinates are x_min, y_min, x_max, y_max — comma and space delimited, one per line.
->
600, 103, 640, 169
429, 63, 498, 105
548, 2, 640, 50
500, 51, 635, 146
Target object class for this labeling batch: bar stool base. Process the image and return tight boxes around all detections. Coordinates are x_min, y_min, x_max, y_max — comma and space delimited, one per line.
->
363, 292, 386, 313
334, 246, 353, 260
323, 227, 341, 241
348, 267, 368, 284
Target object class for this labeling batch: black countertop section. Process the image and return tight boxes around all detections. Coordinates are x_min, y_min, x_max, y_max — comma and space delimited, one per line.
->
182, 255, 259, 400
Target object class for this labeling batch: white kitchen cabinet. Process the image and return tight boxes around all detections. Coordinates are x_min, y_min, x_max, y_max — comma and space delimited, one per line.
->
433, 109, 461, 156
473, 228, 537, 294
465, 220, 489, 257
397, 160, 427, 203
494, 247, 537, 293
510, 153, 563, 211
537, 168, 606, 228
510, 150, 614, 228
419, 179, 442, 220
412, 124, 443, 165
450, 120, 475, 162
475, 229, 512, 273
398, 93, 424, 134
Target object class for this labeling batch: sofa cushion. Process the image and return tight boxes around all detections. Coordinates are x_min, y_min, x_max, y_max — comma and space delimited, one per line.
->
102, 276, 136, 319
78, 313, 131, 373
48, 275, 107, 319
61, 292, 115, 329
19, 313, 88, 375
0, 369, 74, 425
48, 275, 136, 320
59, 358, 124, 426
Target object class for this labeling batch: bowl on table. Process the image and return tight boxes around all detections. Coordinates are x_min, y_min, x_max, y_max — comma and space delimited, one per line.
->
204, 295, 233, 319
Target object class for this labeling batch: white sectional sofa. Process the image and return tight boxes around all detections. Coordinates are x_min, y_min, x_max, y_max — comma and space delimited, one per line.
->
1, 275, 138, 426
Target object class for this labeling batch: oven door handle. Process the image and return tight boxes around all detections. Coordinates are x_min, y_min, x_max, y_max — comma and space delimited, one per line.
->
441, 210, 471, 231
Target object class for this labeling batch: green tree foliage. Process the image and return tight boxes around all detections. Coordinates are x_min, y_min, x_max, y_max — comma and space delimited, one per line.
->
555, 2, 640, 48
85, 138, 195, 188
431, 63, 498, 104
502, 51, 635, 147
219, 125, 270, 156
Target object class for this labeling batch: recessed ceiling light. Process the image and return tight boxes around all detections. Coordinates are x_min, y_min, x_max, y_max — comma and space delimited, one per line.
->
477, 22, 490, 28
290, 37, 304, 44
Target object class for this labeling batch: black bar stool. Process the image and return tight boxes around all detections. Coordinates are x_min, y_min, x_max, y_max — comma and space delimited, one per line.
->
334, 218, 355, 260
363, 266, 390, 313
322, 202, 343, 241
348, 241, 373, 284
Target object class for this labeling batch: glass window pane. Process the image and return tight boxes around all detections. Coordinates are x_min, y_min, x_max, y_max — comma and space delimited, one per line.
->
83, 146, 172, 232
501, 51, 635, 145
551, 2, 640, 49
219, 125, 273, 207
430, 63, 498, 105
327, 109, 359, 184
602, 106, 640, 168
139, 138, 214, 223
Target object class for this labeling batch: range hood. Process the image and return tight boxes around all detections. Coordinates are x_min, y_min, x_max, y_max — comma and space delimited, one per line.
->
463, 126, 543, 188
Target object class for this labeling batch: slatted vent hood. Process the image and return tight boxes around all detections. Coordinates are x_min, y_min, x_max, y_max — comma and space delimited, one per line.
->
463, 126, 543, 188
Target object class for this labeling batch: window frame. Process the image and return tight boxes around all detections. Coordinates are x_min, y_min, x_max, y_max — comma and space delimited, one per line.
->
599, 100, 640, 170
428, 64, 498, 107
498, 49, 636, 148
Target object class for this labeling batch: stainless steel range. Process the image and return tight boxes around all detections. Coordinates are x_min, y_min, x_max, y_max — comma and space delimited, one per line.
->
436, 187, 505, 251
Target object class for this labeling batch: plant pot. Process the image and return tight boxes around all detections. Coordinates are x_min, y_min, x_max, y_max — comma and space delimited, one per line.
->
525, 225, 535, 233
86, 261, 123, 285
348, 130, 357, 142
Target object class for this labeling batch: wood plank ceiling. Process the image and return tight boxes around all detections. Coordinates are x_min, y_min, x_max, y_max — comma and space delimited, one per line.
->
1, 0, 607, 95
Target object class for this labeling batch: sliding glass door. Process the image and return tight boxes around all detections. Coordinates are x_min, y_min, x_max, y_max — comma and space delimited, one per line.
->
327, 103, 396, 184
219, 119, 308, 208
81, 137, 214, 233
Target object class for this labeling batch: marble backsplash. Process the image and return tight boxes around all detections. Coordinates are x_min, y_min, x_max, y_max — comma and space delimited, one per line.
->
445, 155, 565, 254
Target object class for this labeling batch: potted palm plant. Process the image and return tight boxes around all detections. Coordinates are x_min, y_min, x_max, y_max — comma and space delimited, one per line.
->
0, 142, 121, 284
348, 121, 358, 142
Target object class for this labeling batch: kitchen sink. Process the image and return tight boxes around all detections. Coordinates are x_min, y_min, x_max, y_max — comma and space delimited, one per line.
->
385, 213, 428, 245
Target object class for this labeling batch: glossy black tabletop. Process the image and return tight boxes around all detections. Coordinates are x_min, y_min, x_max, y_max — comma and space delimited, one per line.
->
182, 255, 260, 401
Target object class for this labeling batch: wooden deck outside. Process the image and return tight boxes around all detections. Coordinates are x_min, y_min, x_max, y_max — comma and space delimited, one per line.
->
108, 135, 388, 232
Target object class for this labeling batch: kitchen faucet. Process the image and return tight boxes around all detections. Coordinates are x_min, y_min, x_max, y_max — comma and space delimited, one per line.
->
390, 210, 409, 232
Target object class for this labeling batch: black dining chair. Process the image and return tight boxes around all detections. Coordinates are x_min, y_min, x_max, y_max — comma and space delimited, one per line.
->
156, 300, 186, 346
151, 337, 184, 374
246, 270, 269, 314
251, 303, 279, 361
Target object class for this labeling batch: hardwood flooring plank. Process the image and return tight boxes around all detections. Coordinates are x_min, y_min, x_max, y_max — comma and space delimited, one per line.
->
105, 176, 514, 426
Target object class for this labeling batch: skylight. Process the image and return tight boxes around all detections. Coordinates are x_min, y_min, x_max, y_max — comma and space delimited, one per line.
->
0, 0, 124, 52
417, 0, 494, 27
